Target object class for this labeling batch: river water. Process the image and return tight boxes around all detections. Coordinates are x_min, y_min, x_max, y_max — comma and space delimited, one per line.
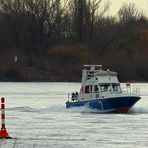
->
0, 82, 148, 148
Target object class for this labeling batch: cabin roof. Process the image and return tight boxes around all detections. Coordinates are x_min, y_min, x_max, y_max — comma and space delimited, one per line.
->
81, 65, 119, 85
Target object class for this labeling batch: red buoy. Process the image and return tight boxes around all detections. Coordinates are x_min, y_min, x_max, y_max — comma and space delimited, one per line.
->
0, 97, 11, 139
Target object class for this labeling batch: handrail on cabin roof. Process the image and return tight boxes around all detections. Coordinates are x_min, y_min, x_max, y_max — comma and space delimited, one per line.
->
84, 65, 102, 68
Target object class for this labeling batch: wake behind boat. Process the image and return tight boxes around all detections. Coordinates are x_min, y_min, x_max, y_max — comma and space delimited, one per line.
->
66, 65, 141, 113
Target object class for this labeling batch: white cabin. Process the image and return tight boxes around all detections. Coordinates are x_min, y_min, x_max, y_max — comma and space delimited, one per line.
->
80, 65, 121, 95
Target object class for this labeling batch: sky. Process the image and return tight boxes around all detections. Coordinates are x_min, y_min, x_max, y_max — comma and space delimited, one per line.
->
108, 0, 148, 16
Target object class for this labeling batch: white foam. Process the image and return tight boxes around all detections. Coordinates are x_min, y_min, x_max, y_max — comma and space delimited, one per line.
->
130, 106, 148, 113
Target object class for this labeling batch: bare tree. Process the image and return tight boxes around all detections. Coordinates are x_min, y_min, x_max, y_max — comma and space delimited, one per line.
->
21, 0, 67, 48
0, 0, 27, 46
86, 0, 110, 46
67, 0, 110, 46
118, 3, 143, 23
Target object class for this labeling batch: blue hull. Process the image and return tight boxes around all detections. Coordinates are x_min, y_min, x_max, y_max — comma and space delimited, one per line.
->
66, 96, 141, 113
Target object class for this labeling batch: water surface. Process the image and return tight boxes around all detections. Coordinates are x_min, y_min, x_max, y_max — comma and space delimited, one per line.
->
0, 82, 148, 148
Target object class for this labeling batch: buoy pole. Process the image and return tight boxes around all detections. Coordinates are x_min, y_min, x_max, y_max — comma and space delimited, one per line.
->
0, 97, 11, 139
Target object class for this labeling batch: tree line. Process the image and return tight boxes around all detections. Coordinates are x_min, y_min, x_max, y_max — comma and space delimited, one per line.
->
0, 0, 148, 81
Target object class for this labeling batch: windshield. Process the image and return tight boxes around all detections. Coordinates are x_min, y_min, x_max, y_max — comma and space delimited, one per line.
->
99, 83, 121, 92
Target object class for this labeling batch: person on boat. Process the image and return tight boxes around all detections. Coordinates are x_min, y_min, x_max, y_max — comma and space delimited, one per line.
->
76, 92, 78, 96
75, 92, 78, 101
72, 92, 75, 101
72, 92, 78, 101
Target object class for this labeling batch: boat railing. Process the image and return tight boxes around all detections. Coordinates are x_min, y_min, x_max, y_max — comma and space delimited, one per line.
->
132, 87, 140, 94
121, 87, 140, 95
68, 92, 79, 102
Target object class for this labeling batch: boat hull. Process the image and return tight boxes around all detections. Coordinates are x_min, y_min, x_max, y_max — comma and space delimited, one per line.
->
66, 96, 141, 113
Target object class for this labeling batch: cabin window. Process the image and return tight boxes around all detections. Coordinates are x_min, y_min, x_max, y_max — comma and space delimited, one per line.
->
112, 84, 121, 92
94, 85, 99, 92
100, 84, 111, 92
85, 85, 93, 93
85, 86, 89, 93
